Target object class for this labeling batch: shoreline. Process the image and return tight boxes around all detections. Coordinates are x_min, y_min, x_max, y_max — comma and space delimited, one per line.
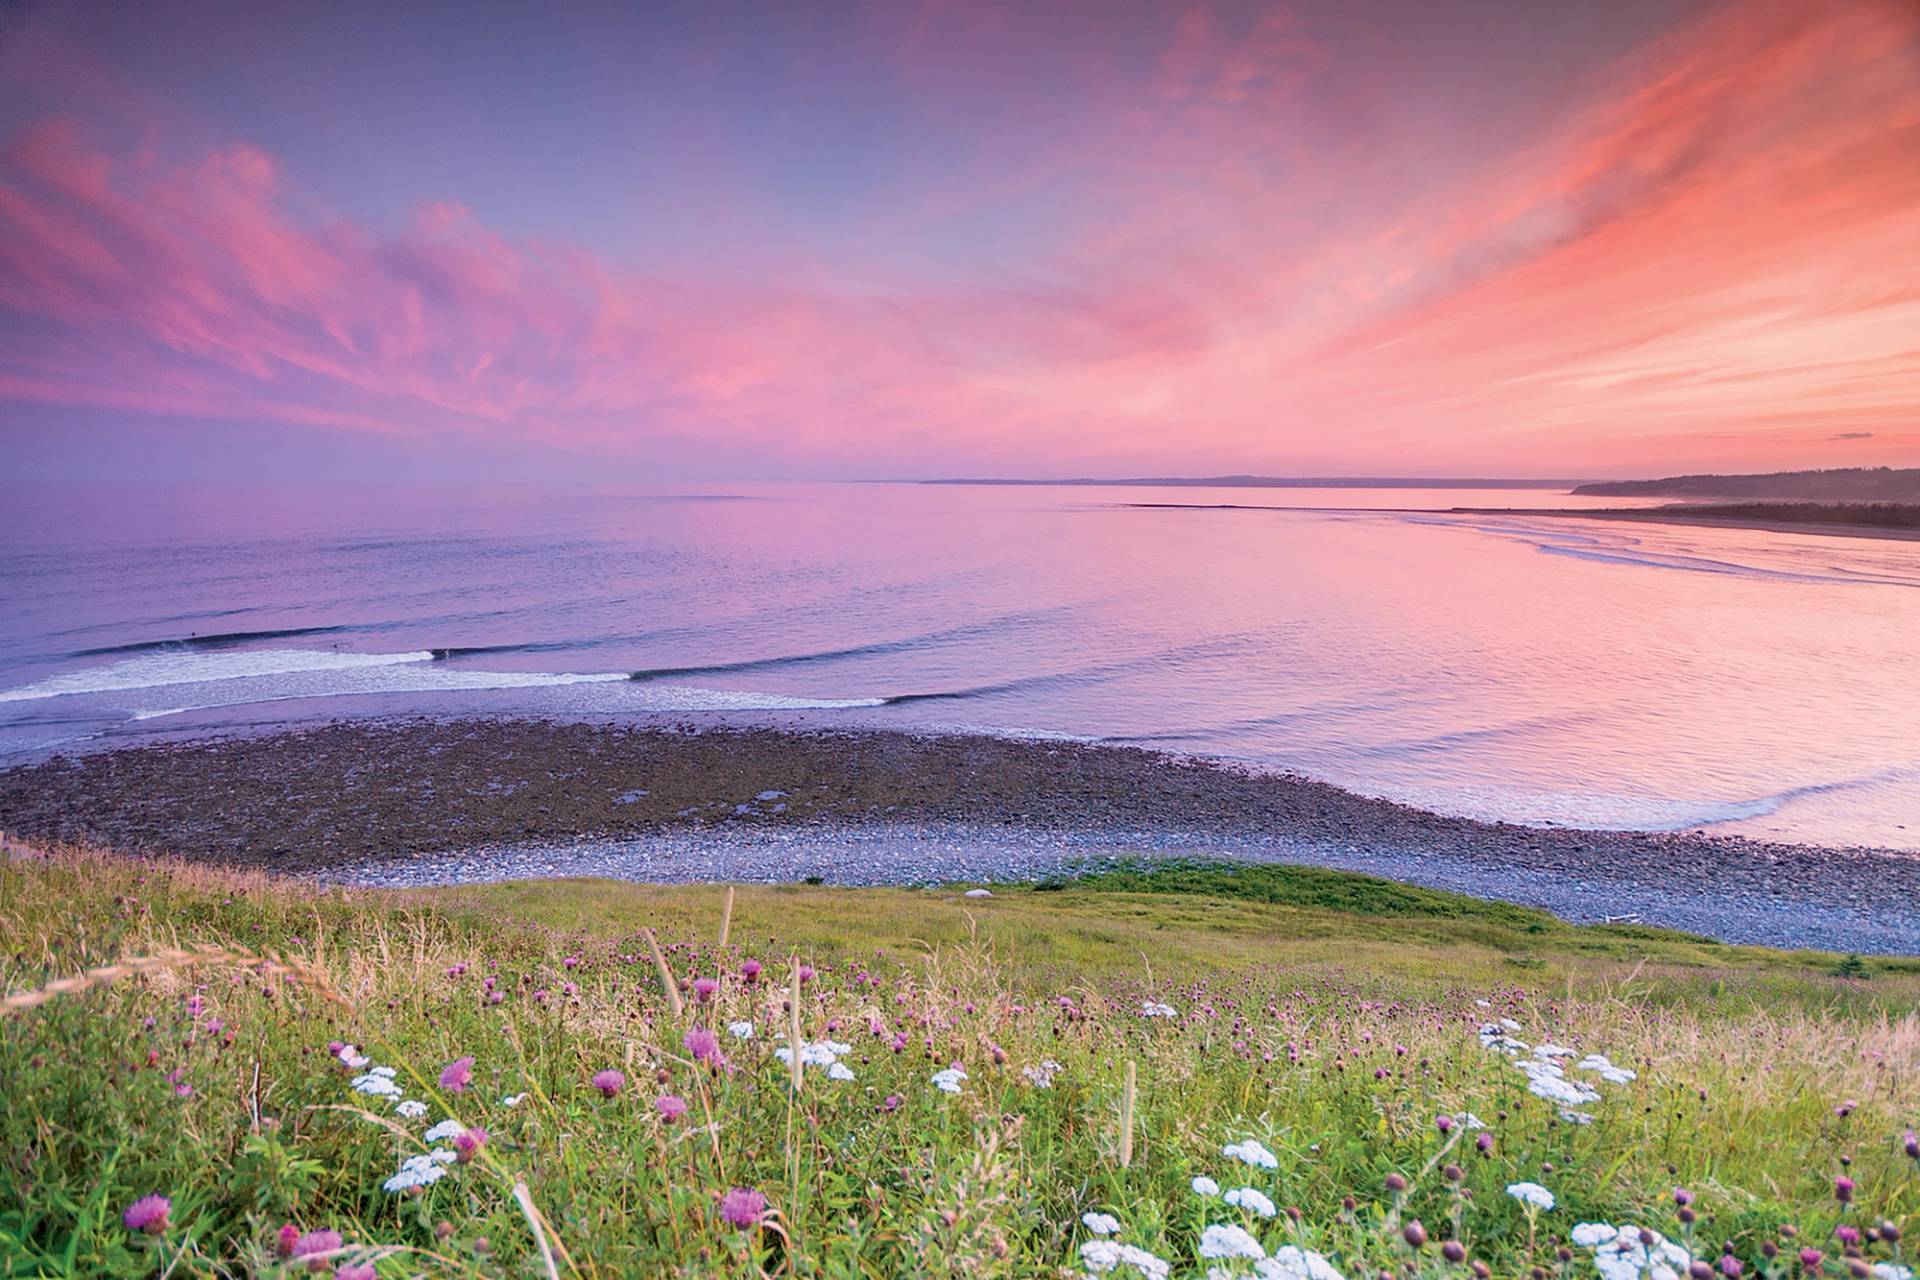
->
1, 717, 1914, 953
1449, 507, 1920, 542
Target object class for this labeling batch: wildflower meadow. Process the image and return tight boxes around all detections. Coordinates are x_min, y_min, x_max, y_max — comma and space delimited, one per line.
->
2, 842, 1916, 1278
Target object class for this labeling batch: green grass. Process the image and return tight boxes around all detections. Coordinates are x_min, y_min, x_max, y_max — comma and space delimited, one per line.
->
2, 844, 1916, 1278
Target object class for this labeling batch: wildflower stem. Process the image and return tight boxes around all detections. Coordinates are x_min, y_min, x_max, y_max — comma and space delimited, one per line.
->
644, 927, 684, 1018
512, 1181, 563, 1280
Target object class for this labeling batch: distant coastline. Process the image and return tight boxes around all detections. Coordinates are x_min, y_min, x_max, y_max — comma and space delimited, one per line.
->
1457, 502, 1920, 541
922, 475, 1585, 488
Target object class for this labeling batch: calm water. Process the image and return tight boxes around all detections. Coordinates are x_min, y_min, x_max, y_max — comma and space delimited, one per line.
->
4, 482, 1918, 849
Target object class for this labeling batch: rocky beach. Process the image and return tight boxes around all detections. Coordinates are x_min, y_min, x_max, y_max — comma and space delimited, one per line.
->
1, 717, 1912, 953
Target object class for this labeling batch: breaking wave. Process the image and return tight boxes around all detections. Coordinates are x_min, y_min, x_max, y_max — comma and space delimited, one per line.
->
0, 648, 438, 703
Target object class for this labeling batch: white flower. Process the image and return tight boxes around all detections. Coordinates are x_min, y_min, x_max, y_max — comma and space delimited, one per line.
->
1226, 1187, 1278, 1218
1459, 1113, 1487, 1130
1259, 1246, 1347, 1280
1571, 1224, 1618, 1248
384, 1164, 444, 1192
1083, 1212, 1123, 1236
501, 1093, 526, 1107
1506, 1182, 1555, 1210
1192, 1176, 1221, 1197
423, 1119, 464, 1143
368, 1065, 398, 1078
776, 1039, 852, 1071
728, 1021, 755, 1039
1520, 1062, 1600, 1106
1477, 1023, 1530, 1055
383, 1151, 453, 1193
1115, 1245, 1170, 1280
350, 1073, 403, 1098
1474, 999, 1492, 1008
931, 1067, 967, 1094
394, 1099, 429, 1119
1500, 1018, 1522, 1031
1533, 1043, 1574, 1059
1589, 1227, 1690, 1280
1577, 1054, 1636, 1084
1872, 1266, 1913, 1280
1222, 1138, 1279, 1169
1141, 1001, 1179, 1018
1080, 1240, 1168, 1279
1558, 1109, 1595, 1125
1200, 1223, 1266, 1261
1023, 1059, 1062, 1088
827, 1061, 856, 1081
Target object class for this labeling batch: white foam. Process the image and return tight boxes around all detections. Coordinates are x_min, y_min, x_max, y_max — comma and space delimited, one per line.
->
626, 687, 886, 711
1359, 779, 1781, 833
119, 678, 885, 723
0, 648, 438, 703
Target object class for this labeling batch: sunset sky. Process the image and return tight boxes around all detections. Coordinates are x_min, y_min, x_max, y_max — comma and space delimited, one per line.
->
2, 0, 1917, 483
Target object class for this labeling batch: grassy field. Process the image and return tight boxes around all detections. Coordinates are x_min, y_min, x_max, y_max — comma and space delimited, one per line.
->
2, 843, 1916, 1278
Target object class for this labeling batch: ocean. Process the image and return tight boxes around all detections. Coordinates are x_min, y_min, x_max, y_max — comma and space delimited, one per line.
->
4, 481, 1917, 849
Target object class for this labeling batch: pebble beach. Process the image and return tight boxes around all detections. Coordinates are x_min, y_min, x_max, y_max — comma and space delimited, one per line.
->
1, 718, 1913, 953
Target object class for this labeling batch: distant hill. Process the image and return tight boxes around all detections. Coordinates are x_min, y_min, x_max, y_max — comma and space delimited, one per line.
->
924, 475, 1580, 489
1574, 467, 1920, 501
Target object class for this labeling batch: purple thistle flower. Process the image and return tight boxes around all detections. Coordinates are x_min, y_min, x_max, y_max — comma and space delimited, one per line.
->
336, 1266, 377, 1280
438, 1055, 474, 1093
591, 1069, 625, 1098
276, 1223, 301, 1256
292, 1229, 343, 1270
1834, 1176, 1855, 1204
656, 1094, 689, 1122
684, 1026, 720, 1063
692, 978, 719, 1002
122, 1194, 171, 1234
452, 1127, 489, 1162
719, 1187, 767, 1229
741, 959, 761, 982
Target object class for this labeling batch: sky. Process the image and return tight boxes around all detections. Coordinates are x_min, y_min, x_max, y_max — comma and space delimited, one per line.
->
1, 0, 1917, 483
